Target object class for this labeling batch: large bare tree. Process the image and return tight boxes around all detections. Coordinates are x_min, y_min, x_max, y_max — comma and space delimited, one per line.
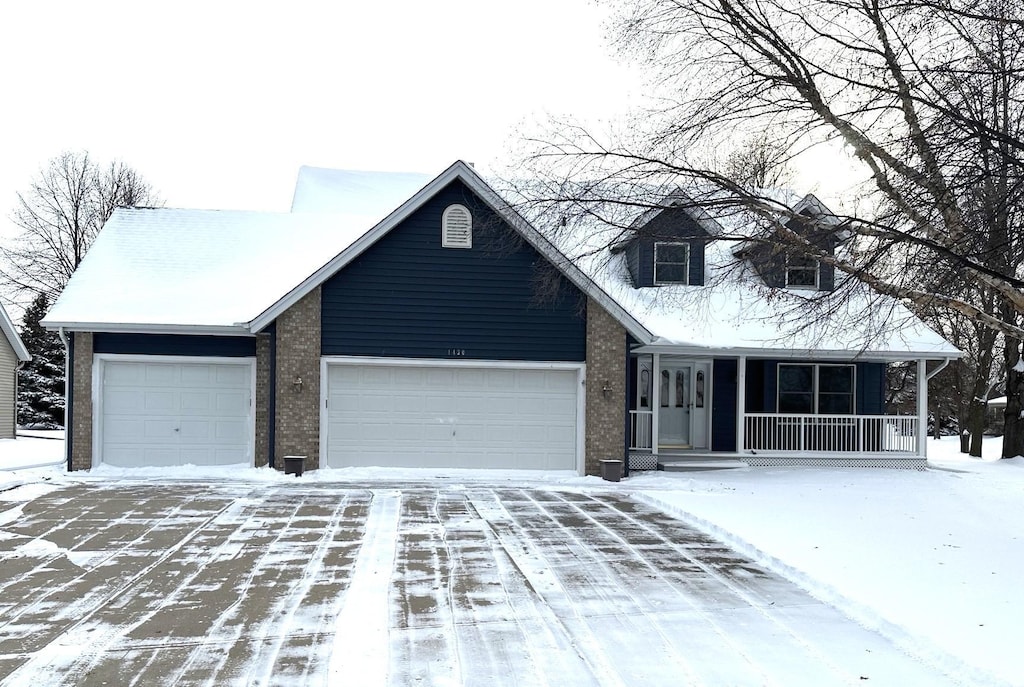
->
512, 0, 1024, 456
2, 151, 160, 302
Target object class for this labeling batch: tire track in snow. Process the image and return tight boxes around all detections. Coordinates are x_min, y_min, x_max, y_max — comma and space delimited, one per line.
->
465, 489, 618, 686
128, 490, 324, 686
326, 489, 402, 686
588, 492, 963, 686
467, 489, 628, 687
234, 490, 365, 687
0, 487, 245, 687
492, 488, 709, 686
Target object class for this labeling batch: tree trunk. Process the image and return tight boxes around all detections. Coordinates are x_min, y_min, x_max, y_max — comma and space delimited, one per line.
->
1002, 341, 1024, 458
967, 402, 986, 456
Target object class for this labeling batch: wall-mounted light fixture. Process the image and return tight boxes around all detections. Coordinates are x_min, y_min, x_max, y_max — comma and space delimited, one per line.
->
293, 376, 303, 393
602, 380, 612, 398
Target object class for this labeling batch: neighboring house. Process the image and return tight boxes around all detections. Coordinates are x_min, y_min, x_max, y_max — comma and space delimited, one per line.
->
0, 304, 32, 438
42, 161, 959, 475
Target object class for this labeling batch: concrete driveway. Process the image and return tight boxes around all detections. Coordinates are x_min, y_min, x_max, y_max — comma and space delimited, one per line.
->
0, 480, 958, 686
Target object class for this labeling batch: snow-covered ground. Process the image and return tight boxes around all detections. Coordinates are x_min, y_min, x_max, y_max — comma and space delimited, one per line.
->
1, 434, 1020, 685
629, 437, 1022, 686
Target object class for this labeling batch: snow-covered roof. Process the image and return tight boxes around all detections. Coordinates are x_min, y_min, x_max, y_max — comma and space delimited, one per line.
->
42, 209, 375, 333
0, 304, 30, 362
43, 162, 960, 360
291, 166, 431, 214
545, 201, 960, 360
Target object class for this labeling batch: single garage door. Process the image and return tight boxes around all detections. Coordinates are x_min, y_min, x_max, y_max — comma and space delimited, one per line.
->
325, 363, 580, 470
99, 359, 253, 467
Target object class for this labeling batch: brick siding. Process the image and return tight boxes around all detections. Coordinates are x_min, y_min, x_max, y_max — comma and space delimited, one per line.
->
70, 332, 94, 471
255, 333, 271, 467
585, 298, 626, 476
274, 288, 321, 471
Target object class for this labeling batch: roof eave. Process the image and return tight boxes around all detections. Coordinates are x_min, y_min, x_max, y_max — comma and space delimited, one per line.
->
41, 320, 255, 337
630, 342, 963, 362
0, 306, 30, 362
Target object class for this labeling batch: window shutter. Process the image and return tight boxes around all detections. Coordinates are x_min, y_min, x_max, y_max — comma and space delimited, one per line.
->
442, 204, 472, 248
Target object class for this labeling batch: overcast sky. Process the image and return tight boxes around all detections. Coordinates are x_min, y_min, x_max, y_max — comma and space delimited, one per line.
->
0, 0, 644, 223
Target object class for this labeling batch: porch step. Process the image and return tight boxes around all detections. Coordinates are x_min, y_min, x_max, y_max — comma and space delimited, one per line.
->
659, 460, 749, 472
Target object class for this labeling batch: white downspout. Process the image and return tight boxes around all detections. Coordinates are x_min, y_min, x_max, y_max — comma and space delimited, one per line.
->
58, 327, 70, 471
920, 357, 952, 459
651, 353, 660, 457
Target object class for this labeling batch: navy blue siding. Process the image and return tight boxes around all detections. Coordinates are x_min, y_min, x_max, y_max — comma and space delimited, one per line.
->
856, 362, 886, 414
624, 243, 641, 287
712, 359, 737, 451
633, 207, 709, 287
92, 333, 256, 357
321, 180, 586, 361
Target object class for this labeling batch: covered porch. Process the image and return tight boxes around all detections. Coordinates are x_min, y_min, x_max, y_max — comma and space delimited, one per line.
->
626, 350, 948, 470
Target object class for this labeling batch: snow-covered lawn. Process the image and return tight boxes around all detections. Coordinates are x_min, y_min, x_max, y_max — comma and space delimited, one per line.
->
628, 436, 1023, 686
0, 435, 1019, 686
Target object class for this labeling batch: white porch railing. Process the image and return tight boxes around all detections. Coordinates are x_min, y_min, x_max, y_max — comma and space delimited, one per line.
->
743, 413, 918, 454
629, 411, 918, 454
629, 410, 653, 450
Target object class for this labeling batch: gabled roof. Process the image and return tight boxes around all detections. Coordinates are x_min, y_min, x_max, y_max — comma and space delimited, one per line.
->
42, 162, 651, 342
248, 161, 652, 339
0, 304, 30, 362
41, 160, 959, 360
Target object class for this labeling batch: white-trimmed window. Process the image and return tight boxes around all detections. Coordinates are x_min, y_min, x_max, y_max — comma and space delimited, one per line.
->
778, 363, 855, 414
785, 253, 819, 288
442, 204, 472, 248
654, 242, 689, 284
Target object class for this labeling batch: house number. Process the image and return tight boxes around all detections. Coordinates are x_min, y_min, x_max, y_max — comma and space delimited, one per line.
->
447, 349, 466, 356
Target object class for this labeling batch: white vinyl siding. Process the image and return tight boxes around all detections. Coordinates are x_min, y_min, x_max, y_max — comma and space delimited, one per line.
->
0, 337, 16, 438
324, 361, 580, 470
97, 358, 254, 467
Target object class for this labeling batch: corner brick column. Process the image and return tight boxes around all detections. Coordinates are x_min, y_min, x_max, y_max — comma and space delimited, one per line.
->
254, 334, 271, 467
274, 287, 321, 471
585, 298, 627, 476
71, 332, 94, 471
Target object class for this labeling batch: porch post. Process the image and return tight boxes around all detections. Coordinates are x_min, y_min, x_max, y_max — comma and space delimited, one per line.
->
917, 358, 928, 457
736, 355, 747, 452
651, 353, 660, 456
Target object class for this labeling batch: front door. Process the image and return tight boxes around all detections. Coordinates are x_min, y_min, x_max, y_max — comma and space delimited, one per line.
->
657, 360, 711, 450
659, 365, 691, 448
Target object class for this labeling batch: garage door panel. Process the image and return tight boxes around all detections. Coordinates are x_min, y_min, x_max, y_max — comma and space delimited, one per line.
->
326, 363, 578, 470
100, 360, 253, 468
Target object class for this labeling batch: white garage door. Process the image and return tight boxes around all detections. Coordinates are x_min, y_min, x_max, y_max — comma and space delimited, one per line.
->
99, 359, 253, 467
325, 363, 580, 470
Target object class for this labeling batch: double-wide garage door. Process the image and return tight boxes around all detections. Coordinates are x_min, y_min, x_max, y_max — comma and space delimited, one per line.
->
325, 363, 580, 470
99, 360, 253, 467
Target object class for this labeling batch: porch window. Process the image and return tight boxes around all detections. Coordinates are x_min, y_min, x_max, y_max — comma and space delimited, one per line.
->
785, 253, 818, 288
654, 242, 690, 284
778, 364, 855, 414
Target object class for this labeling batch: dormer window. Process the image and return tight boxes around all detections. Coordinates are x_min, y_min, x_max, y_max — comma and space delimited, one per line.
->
654, 242, 690, 285
785, 253, 818, 289
442, 204, 472, 248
